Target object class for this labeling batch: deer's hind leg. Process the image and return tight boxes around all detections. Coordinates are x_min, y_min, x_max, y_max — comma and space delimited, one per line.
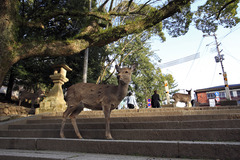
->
18, 98, 22, 106
69, 102, 84, 139
60, 102, 84, 139
60, 106, 73, 138
60, 117, 67, 138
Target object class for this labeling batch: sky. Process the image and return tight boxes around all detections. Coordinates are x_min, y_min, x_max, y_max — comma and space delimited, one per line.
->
150, 24, 240, 93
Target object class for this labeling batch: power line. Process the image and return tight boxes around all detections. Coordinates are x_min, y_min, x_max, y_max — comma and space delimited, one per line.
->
219, 23, 240, 41
219, 41, 240, 66
183, 37, 204, 83
210, 62, 218, 87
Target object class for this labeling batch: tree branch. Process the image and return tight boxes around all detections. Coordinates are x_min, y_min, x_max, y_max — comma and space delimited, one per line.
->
216, 0, 237, 20
98, 0, 110, 12
13, 0, 191, 65
86, 0, 191, 46
14, 39, 89, 63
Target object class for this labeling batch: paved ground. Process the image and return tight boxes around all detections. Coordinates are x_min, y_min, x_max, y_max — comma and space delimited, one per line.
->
0, 149, 198, 160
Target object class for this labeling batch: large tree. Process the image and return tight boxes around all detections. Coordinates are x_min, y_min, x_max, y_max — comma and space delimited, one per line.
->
0, 0, 239, 87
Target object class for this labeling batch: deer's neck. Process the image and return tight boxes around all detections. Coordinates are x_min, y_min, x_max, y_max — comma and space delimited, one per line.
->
117, 83, 129, 100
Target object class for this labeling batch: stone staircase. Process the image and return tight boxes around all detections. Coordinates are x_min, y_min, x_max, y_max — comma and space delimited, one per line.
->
0, 106, 240, 159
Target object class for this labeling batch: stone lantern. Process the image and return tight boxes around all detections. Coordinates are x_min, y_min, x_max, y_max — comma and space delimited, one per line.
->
36, 64, 72, 114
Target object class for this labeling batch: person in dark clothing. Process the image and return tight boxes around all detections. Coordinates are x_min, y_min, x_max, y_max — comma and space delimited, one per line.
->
151, 90, 161, 108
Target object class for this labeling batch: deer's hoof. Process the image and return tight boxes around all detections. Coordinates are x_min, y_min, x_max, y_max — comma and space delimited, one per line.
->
106, 136, 113, 140
76, 134, 83, 139
60, 132, 65, 138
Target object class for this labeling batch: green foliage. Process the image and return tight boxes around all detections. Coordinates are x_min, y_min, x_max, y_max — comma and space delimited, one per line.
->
194, 0, 240, 34
11, 57, 54, 91
163, 4, 193, 37
65, 46, 105, 88
18, 0, 95, 41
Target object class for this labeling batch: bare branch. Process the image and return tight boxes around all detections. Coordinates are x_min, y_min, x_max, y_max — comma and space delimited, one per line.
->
127, 0, 133, 12
98, 0, 110, 12
109, 0, 114, 12
216, 0, 237, 20
137, 0, 151, 13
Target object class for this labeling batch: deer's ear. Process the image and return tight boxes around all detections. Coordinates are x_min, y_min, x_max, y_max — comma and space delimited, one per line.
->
130, 64, 136, 72
115, 65, 120, 72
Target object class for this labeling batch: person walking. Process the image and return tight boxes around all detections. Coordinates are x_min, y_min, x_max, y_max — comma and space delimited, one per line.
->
151, 90, 161, 108
127, 92, 139, 109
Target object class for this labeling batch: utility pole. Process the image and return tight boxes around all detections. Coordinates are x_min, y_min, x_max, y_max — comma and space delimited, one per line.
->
83, 48, 89, 83
213, 33, 231, 100
83, 0, 91, 83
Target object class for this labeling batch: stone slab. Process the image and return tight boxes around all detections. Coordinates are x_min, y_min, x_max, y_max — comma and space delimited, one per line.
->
0, 149, 194, 160
0, 138, 239, 159
8, 119, 240, 130
0, 137, 36, 150
178, 141, 240, 159
1, 128, 240, 141
36, 138, 179, 158
26, 113, 240, 124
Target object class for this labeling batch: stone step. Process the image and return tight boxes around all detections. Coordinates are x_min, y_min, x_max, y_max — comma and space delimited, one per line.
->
0, 137, 239, 159
43, 107, 240, 118
1, 128, 239, 141
27, 113, 240, 124
8, 119, 240, 130
1, 106, 240, 159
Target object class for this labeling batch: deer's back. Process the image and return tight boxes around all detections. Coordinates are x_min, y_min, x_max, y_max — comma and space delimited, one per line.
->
173, 93, 191, 101
19, 91, 38, 100
66, 83, 119, 109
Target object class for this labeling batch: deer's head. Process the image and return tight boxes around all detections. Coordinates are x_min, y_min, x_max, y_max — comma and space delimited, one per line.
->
115, 65, 135, 85
186, 89, 192, 95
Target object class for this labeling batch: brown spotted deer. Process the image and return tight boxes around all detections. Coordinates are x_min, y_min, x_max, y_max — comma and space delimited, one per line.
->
172, 89, 192, 107
18, 89, 44, 108
60, 65, 135, 140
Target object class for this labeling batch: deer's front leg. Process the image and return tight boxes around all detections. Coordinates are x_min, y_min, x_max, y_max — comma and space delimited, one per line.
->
103, 106, 112, 140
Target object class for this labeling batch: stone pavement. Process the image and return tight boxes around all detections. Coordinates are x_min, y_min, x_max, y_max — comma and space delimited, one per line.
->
0, 149, 196, 160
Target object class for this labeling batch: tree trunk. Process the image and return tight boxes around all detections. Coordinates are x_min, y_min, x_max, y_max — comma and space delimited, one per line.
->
0, 0, 19, 88
6, 69, 14, 101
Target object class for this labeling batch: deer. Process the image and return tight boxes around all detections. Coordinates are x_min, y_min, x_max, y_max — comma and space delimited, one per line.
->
60, 65, 135, 140
172, 89, 192, 107
18, 89, 44, 108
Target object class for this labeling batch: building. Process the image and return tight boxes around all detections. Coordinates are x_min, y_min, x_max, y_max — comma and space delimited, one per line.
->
194, 84, 240, 106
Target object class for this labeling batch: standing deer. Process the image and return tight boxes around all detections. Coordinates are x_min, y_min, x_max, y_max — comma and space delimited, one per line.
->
172, 89, 192, 107
18, 89, 44, 108
60, 65, 135, 140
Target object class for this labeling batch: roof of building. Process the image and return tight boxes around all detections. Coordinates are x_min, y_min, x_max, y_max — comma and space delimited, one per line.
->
194, 84, 240, 93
